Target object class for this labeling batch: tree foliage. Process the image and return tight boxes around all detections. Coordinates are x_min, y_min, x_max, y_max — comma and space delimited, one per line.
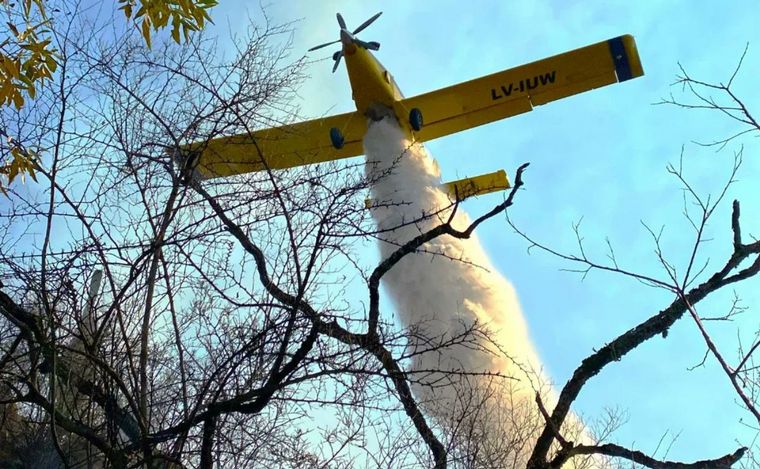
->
117, 0, 217, 48
0, 0, 217, 194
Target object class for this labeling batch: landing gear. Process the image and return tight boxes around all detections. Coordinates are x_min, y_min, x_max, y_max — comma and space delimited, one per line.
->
409, 108, 423, 131
329, 127, 344, 149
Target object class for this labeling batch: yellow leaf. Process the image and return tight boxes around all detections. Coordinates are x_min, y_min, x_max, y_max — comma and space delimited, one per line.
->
0, 81, 10, 102
19, 73, 34, 87
27, 165, 37, 182
8, 160, 19, 182
120, 2, 133, 19
17, 29, 31, 42
141, 18, 152, 48
32, 0, 46, 19
7, 22, 19, 37
12, 91, 23, 109
45, 55, 57, 72
9, 58, 20, 79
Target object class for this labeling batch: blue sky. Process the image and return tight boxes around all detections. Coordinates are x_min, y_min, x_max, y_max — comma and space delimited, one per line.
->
205, 1, 760, 462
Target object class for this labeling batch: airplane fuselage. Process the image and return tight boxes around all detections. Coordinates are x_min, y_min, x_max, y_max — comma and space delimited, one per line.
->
343, 43, 407, 128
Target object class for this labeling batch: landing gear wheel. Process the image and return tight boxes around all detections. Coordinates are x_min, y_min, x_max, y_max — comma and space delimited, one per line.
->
329, 127, 344, 149
409, 108, 423, 131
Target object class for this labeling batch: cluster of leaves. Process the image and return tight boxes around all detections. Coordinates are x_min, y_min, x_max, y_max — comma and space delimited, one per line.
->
118, 0, 218, 48
0, 0, 56, 109
0, 141, 37, 195
0, 0, 49, 193
0, 0, 217, 193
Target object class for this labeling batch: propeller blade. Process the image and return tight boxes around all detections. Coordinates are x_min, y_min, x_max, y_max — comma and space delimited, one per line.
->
336, 13, 347, 30
332, 53, 342, 73
308, 39, 340, 52
353, 12, 382, 35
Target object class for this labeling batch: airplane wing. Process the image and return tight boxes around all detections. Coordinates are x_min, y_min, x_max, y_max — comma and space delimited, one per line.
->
398, 35, 643, 143
182, 111, 367, 179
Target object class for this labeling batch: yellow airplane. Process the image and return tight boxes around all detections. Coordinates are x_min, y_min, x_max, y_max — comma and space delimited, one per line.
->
182, 12, 643, 200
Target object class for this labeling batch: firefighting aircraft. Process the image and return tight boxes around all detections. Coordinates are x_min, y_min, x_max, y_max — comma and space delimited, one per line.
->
182, 12, 643, 200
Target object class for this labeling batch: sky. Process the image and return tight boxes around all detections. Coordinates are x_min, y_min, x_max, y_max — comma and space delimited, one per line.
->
204, 0, 760, 463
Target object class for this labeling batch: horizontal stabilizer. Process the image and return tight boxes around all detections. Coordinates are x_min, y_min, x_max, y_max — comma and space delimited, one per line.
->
442, 169, 511, 200
365, 169, 510, 208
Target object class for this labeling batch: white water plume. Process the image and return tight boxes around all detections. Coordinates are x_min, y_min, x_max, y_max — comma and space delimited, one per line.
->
364, 117, 598, 467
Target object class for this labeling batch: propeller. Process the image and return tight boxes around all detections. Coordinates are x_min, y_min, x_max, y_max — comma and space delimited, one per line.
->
332, 51, 343, 73
308, 40, 340, 52
307, 12, 383, 72
337, 12, 347, 30
352, 12, 381, 35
